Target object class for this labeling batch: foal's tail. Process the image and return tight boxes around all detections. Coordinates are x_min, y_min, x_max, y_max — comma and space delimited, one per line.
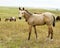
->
53, 16, 55, 27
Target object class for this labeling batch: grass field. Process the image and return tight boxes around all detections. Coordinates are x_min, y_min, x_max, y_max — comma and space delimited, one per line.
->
0, 7, 60, 48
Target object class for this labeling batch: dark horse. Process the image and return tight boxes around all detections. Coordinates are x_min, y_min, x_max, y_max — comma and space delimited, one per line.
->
56, 16, 60, 21
19, 7, 55, 41
5, 17, 16, 22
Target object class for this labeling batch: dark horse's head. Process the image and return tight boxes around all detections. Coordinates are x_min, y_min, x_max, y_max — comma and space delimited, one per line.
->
56, 16, 60, 21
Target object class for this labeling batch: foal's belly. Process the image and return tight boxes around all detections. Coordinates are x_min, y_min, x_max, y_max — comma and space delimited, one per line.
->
33, 21, 45, 25
28, 18, 45, 25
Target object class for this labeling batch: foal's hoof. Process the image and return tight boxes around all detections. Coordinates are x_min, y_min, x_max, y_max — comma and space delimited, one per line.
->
46, 38, 50, 41
36, 37, 39, 40
28, 38, 30, 40
50, 39, 53, 42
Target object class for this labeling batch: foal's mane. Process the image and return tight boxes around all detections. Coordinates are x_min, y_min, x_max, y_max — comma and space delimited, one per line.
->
25, 10, 32, 15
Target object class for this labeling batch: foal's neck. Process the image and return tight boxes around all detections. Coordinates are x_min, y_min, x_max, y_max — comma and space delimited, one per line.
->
24, 11, 32, 21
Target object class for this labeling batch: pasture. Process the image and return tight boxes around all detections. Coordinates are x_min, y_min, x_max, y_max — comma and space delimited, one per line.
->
0, 7, 60, 48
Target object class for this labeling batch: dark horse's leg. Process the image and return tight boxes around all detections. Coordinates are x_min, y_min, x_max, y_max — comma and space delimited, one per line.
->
48, 25, 53, 39
28, 25, 32, 40
10, 19, 12, 21
33, 25, 37, 39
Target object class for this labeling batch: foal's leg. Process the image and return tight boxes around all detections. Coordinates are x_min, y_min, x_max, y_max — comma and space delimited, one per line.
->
47, 27, 50, 38
33, 25, 37, 39
50, 27, 53, 39
48, 25, 53, 39
28, 25, 32, 40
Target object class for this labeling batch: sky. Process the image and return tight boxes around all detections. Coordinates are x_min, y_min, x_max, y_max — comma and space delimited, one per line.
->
0, 0, 60, 9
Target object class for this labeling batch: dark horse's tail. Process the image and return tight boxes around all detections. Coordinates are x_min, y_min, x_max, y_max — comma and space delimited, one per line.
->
53, 16, 55, 27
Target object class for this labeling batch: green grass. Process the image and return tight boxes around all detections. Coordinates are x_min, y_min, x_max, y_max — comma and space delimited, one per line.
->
0, 7, 60, 48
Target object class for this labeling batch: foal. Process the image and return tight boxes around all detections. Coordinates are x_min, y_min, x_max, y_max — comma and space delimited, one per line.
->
19, 7, 55, 40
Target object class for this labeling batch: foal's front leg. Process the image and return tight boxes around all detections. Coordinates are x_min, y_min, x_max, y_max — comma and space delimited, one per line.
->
28, 25, 32, 40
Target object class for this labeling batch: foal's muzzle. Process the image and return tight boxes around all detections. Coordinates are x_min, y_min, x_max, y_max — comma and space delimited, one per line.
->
19, 17, 21, 19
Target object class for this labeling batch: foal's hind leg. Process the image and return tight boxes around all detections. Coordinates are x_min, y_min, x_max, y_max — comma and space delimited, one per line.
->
33, 25, 37, 39
47, 27, 50, 38
48, 25, 53, 39
50, 27, 53, 39
28, 25, 32, 40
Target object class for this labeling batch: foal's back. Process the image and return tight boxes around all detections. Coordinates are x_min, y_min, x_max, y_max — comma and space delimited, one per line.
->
28, 12, 54, 25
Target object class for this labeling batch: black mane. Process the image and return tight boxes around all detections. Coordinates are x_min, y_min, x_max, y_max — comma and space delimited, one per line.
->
25, 10, 32, 15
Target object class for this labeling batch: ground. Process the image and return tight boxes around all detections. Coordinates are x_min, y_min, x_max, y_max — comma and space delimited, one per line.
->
0, 7, 60, 48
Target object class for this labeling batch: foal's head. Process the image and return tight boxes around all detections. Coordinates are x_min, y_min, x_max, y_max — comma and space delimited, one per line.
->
19, 7, 32, 20
19, 7, 26, 19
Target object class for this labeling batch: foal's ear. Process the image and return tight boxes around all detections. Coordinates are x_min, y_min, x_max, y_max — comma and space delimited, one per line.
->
22, 7, 25, 10
19, 7, 21, 10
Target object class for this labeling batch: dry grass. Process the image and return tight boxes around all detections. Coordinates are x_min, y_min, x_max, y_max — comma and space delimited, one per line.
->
0, 7, 60, 48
